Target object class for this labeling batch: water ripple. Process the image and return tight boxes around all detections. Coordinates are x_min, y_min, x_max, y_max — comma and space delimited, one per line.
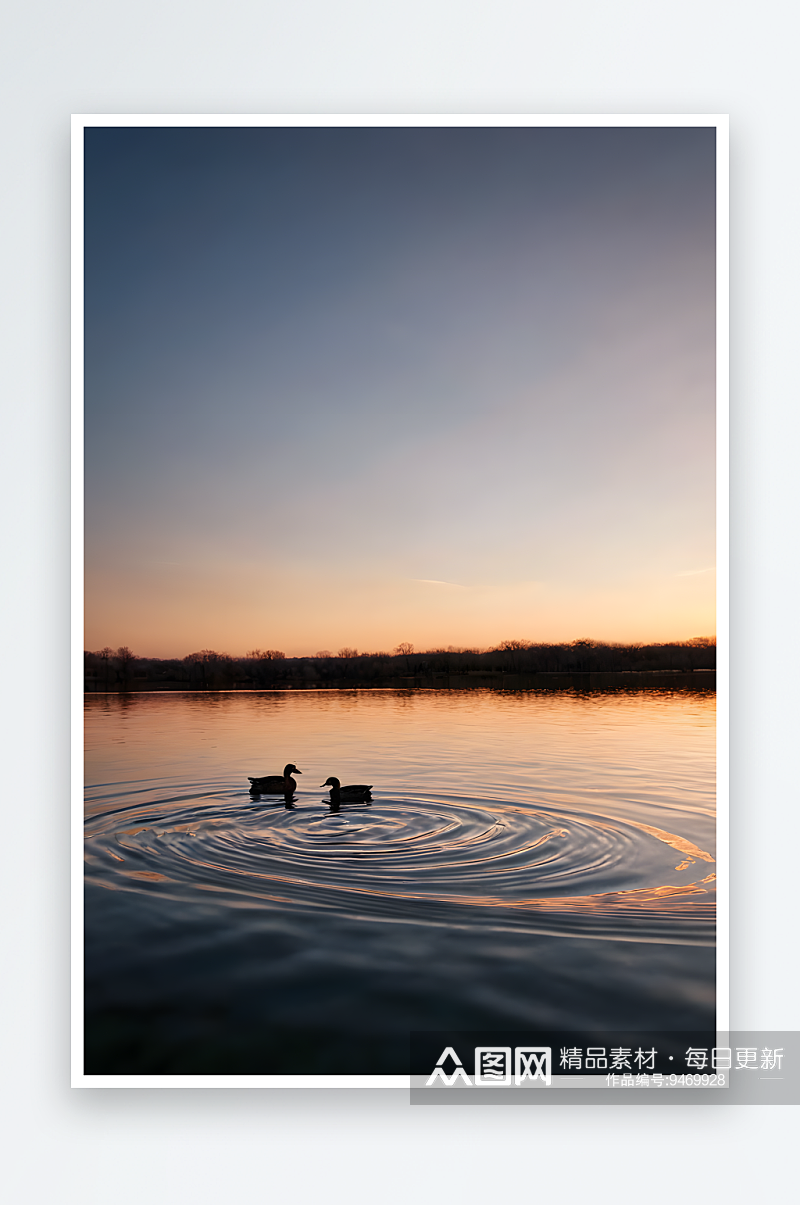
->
85, 786, 715, 946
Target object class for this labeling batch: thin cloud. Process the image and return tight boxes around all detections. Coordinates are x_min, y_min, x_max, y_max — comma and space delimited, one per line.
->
676, 567, 716, 577
410, 578, 469, 589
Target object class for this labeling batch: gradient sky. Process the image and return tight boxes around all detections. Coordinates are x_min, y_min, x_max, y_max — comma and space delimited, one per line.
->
84, 126, 716, 658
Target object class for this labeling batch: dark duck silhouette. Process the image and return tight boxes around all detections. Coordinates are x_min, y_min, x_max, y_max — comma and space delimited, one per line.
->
320, 776, 373, 805
248, 763, 302, 794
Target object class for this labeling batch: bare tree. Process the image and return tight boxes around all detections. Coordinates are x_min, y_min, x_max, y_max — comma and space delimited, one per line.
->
184, 649, 230, 688
116, 645, 136, 689
497, 638, 530, 672
99, 646, 113, 690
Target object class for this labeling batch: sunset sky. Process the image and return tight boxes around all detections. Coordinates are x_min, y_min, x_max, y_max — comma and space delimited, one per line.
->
84, 125, 716, 658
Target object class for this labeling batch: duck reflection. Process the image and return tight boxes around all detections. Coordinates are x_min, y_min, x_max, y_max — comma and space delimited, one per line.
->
247, 790, 297, 810
325, 797, 372, 816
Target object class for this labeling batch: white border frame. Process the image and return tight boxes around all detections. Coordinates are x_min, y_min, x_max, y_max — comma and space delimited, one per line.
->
72, 112, 729, 1088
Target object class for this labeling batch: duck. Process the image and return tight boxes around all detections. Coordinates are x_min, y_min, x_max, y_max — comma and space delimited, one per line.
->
320, 776, 373, 804
248, 764, 302, 794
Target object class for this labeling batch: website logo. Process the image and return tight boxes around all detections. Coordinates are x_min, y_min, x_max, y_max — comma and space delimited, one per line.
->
426, 1046, 552, 1087
425, 1046, 472, 1086
515, 1047, 552, 1085
475, 1047, 511, 1086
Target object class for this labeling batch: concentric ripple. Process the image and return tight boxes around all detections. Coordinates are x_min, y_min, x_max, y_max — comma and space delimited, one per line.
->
85, 785, 715, 944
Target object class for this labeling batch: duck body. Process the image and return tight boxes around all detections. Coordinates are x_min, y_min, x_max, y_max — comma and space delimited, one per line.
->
320, 776, 373, 804
248, 763, 302, 794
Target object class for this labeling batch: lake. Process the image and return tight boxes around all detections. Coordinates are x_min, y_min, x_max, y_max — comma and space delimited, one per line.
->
84, 687, 716, 1074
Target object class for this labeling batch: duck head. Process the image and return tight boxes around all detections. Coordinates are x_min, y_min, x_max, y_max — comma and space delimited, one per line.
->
284, 764, 302, 776
320, 776, 341, 789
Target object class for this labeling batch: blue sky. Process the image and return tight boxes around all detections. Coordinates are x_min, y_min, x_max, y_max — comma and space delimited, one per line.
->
84, 125, 716, 656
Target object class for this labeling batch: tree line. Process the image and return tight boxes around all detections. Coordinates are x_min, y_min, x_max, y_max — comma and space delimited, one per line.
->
84, 637, 715, 691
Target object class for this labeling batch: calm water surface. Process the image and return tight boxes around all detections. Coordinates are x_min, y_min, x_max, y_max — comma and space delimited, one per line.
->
84, 688, 716, 1073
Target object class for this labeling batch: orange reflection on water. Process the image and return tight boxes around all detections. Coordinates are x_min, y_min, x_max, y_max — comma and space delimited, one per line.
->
85, 688, 716, 946
627, 820, 714, 863
85, 687, 716, 813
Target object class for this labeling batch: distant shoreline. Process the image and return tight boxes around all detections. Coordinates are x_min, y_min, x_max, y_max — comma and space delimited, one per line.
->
85, 640, 716, 694
85, 668, 715, 694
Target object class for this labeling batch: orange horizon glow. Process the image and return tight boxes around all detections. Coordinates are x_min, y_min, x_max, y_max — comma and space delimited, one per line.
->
84, 567, 716, 660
